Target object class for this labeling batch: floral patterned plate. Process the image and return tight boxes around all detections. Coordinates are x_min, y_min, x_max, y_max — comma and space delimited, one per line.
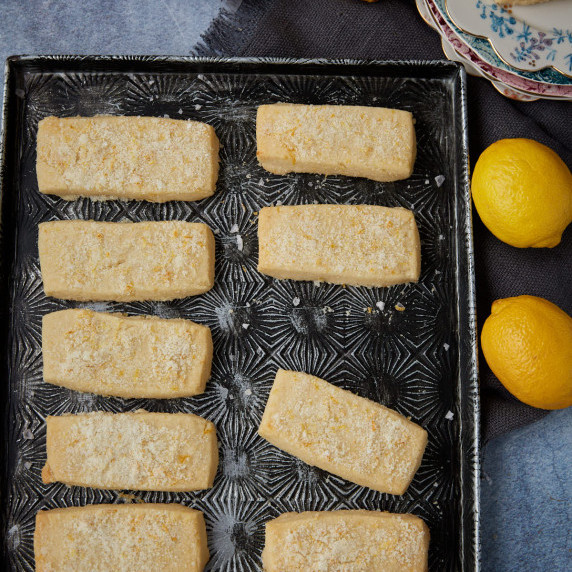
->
429, 0, 571, 85
445, 0, 572, 78
419, 0, 572, 99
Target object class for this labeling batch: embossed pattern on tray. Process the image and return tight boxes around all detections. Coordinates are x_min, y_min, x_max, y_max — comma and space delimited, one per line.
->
0, 57, 478, 571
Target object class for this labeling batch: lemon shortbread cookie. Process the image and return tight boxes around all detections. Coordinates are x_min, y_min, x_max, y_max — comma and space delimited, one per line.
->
39, 220, 215, 301
258, 370, 427, 495
37, 115, 219, 202
35, 504, 209, 572
258, 205, 421, 287
262, 510, 429, 572
42, 309, 213, 398
256, 103, 416, 181
42, 411, 218, 491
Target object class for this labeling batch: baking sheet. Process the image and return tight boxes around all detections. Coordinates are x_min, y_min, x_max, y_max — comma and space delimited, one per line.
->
0, 56, 479, 571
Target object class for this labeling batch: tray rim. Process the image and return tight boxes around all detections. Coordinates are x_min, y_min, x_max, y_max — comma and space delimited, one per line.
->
454, 57, 481, 572
0, 55, 480, 571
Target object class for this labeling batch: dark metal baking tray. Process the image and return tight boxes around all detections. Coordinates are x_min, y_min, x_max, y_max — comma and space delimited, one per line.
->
0, 56, 479, 571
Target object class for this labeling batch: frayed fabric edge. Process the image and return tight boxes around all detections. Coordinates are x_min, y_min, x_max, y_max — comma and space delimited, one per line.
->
193, 0, 272, 56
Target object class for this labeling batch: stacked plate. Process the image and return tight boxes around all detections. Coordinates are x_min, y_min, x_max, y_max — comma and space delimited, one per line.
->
416, 0, 572, 101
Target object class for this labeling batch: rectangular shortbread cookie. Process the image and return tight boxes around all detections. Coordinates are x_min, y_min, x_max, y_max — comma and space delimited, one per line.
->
258, 370, 427, 495
262, 510, 429, 572
37, 115, 219, 202
42, 309, 213, 398
42, 411, 218, 491
34, 504, 209, 572
256, 103, 416, 181
258, 205, 421, 287
39, 220, 215, 301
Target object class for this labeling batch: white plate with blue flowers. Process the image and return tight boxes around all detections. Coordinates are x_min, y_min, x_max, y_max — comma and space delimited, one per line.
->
420, 0, 572, 99
445, 0, 572, 78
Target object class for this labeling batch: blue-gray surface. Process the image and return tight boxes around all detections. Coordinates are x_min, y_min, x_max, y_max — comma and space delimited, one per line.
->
481, 407, 572, 571
0, 0, 225, 101
0, 1, 570, 571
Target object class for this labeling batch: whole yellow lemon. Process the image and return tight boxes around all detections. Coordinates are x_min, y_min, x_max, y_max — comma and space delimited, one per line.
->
472, 139, 572, 248
481, 295, 572, 410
